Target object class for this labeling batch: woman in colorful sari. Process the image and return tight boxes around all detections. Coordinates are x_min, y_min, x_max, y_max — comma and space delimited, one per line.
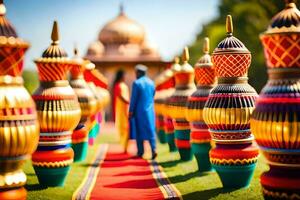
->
113, 70, 130, 152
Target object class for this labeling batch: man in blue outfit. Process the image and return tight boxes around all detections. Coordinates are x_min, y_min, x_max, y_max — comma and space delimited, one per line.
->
129, 64, 157, 159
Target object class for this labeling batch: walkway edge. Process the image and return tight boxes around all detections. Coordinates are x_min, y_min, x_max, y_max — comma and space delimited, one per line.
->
72, 144, 109, 200
149, 160, 183, 200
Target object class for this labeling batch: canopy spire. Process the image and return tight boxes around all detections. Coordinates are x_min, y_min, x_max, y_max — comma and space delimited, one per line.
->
51, 21, 59, 43
203, 37, 209, 54
182, 47, 189, 63
226, 15, 233, 36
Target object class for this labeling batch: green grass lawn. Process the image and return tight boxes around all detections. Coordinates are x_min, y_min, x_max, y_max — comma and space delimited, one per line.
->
155, 142, 268, 200
25, 133, 118, 200
24, 132, 268, 200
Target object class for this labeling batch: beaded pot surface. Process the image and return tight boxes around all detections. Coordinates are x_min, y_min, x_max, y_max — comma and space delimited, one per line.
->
31, 21, 81, 187
251, 0, 300, 199
203, 15, 259, 189
70, 48, 97, 162
167, 48, 196, 161
186, 37, 216, 172
0, 2, 39, 199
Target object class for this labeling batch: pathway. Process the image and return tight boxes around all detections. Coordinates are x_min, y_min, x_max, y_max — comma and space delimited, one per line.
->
72, 124, 181, 200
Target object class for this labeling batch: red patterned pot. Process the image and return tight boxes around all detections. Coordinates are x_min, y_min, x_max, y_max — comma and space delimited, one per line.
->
186, 37, 216, 172
251, 1, 300, 199
31, 21, 81, 187
168, 48, 196, 161
203, 15, 259, 188
0, 3, 39, 199
70, 49, 97, 162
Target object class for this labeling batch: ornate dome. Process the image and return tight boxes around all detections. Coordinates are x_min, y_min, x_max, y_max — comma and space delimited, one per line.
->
213, 15, 249, 54
0, 2, 17, 38
42, 21, 67, 58
266, 0, 300, 34
87, 41, 104, 56
140, 40, 159, 56
195, 37, 213, 67
98, 5, 145, 45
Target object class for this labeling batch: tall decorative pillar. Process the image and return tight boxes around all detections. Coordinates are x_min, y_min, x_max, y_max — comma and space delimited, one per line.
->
186, 37, 216, 172
203, 15, 259, 188
31, 21, 81, 187
168, 48, 196, 161
70, 48, 97, 162
154, 74, 167, 144
162, 64, 177, 152
0, 2, 39, 199
251, 1, 300, 198
83, 67, 109, 144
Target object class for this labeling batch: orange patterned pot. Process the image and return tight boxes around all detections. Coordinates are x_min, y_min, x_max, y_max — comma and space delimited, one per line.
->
0, 3, 39, 199
203, 15, 259, 188
31, 21, 81, 187
251, 1, 300, 199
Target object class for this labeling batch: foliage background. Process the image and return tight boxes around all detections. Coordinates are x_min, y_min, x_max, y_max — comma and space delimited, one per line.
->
188, 0, 286, 91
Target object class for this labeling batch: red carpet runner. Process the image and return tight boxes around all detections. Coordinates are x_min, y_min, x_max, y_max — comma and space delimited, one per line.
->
73, 144, 181, 200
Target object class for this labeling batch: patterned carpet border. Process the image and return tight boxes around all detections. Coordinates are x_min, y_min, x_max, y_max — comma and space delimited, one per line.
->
72, 144, 109, 200
149, 160, 182, 200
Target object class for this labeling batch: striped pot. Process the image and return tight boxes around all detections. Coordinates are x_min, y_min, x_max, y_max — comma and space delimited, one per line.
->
31, 21, 81, 187
203, 15, 259, 188
251, 2, 300, 199
0, 3, 39, 198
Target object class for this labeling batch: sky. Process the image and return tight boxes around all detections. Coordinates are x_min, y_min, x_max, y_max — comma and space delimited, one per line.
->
5, 0, 219, 70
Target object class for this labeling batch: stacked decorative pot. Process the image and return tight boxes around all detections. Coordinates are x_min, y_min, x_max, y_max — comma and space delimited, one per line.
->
31, 21, 81, 187
0, 2, 39, 199
83, 67, 109, 144
186, 37, 216, 172
70, 48, 97, 162
164, 58, 180, 152
168, 48, 196, 161
203, 15, 259, 188
251, 1, 300, 198
154, 74, 167, 144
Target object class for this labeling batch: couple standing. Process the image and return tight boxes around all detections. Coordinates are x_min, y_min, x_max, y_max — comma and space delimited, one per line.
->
113, 65, 157, 159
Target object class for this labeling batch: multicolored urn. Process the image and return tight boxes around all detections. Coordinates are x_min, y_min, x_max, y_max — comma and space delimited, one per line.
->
168, 48, 196, 161
163, 58, 178, 152
70, 48, 97, 162
251, 1, 300, 199
154, 73, 167, 144
31, 21, 81, 187
83, 67, 109, 145
186, 37, 216, 172
203, 15, 259, 188
0, 2, 39, 199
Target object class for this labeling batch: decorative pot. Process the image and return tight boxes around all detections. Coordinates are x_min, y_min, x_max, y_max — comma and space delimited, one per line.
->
0, 2, 39, 199
83, 68, 109, 145
186, 37, 216, 172
168, 48, 196, 161
154, 74, 167, 144
162, 60, 178, 152
31, 21, 81, 187
203, 15, 259, 188
69, 48, 97, 162
251, 1, 300, 198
